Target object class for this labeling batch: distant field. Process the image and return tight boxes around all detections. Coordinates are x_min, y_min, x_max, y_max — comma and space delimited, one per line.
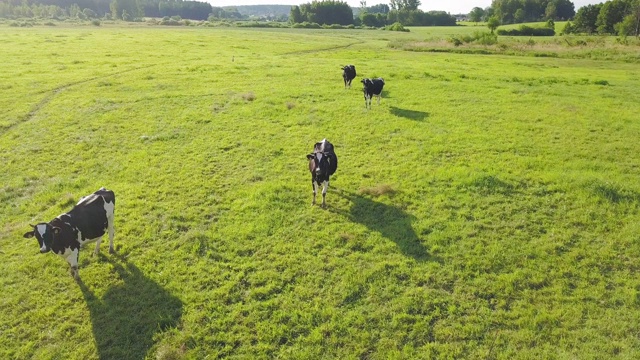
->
1, 25, 640, 359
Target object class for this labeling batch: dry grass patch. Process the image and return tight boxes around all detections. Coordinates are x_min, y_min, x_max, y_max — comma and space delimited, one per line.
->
358, 184, 396, 197
241, 92, 256, 102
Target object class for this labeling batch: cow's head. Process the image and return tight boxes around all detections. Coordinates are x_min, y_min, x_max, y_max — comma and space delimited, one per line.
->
307, 152, 329, 177
23, 223, 60, 253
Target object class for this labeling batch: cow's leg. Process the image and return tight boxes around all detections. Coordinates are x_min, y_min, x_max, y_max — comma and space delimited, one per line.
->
311, 180, 317, 206
321, 180, 328, 208
65, 249, 80, 279
93, 236, 102, 256
107, 214, 115, 254
377, 94, 381, 105
104, 200, 115, 254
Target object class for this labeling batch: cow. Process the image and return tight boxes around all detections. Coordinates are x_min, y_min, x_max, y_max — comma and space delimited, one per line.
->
306, 139, 338, 208
341, 65, 357, 88
23, 187, 115, 279
361, 77, 385, 109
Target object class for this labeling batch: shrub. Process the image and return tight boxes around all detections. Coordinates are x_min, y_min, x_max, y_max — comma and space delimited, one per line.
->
322, 23, 347, 29
160, 19, 182, 26
498, 25, 556, 36
497, 25, 555, 36
384, 22, 409, 32
91, 19, 101, 26
291, 21, 321, 29
448, 31, 497, 46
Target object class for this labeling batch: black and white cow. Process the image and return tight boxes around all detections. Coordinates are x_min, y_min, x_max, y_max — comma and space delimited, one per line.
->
23, 187, 115, 279
341, 65, 357, 88
361, 77, 385, 109
306, 139, 338, 208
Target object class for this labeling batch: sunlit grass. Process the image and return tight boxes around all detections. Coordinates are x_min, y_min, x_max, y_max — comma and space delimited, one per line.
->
1, 25, 640, 359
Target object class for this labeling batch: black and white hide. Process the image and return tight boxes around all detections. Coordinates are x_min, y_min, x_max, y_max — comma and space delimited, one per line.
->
341, 65, 357, 88
306, 139, 338, 208
361, 77, 385, 109
23, 187, 115, 279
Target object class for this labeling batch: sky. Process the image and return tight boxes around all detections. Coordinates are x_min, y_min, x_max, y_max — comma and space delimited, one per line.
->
208, 0, 600, 16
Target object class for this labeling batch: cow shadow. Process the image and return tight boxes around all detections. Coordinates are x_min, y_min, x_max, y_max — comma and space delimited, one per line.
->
77, 255, 183, 360
332, 188, 440, 263
390, 106, 429, 121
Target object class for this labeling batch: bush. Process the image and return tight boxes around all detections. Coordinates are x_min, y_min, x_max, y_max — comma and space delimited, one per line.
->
291, 21, 321, 29
160, 19, 182, 26
237, 21, 285, 28
91, 19, 101, 26
497, 25, 555, 36
448, 31, 497, 46
384, 22, 409, 32
322, 23, 347, 29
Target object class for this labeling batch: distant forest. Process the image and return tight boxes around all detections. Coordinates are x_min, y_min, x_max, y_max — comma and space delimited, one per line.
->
0, 0, 277, 21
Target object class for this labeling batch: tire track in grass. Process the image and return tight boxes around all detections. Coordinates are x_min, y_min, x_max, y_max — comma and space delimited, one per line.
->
0, 65, 158, 135
281, 39, 366, 56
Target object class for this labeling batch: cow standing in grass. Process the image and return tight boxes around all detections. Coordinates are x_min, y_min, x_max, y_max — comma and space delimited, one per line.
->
361, 77, 385, 109
341, 65, 357, 88
307, 139, 338, 208
23, 187, 115, 279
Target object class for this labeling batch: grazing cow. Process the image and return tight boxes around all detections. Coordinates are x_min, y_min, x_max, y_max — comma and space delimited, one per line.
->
361, 77, 385, 109
341, 65, 357, 88
23, 187, 115, 279
306, 139, 338, 208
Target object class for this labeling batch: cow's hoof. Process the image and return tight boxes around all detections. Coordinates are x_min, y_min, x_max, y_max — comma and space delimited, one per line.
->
109, 247, 115, 254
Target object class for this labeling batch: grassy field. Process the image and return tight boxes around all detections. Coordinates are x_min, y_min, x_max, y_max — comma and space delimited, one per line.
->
1, 24, 640, 359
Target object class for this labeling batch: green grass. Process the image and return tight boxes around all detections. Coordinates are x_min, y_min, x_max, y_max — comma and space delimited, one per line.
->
2, 25, 640, 359
402, 24, 640, 62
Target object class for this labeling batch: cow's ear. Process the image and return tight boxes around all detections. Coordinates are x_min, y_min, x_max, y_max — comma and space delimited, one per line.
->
23, 231, 34, 239
52, 227, 61, 234
306, 154, 314, 160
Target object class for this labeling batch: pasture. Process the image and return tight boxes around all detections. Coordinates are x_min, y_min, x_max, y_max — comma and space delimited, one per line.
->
1, 24, 640, 359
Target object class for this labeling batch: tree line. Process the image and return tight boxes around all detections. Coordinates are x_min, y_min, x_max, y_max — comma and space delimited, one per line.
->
289, 0, 456, 27
466, 0, 638, 37
563, 0, 640, 36
0, 0, 240, 21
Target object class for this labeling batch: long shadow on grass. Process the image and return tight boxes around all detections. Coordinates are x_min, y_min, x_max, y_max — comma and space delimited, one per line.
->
389, 106, 429, 121
332, 188, 439, 262
77, 255, 183, 360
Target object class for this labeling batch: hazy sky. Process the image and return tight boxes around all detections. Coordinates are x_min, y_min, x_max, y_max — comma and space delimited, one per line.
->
208, 0, 600, 15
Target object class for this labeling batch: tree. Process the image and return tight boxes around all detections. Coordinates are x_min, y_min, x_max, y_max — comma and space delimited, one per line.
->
390, 0, 421, 11
289, 5, 303, 23
361, 11, 385, 26
573, 3, 602, 34
554, 0, 575, 20
469, 6, 485, 23
561, 20, 575, 34
545, 2, 557, 20
297, 1, 353, 25
368, 3, 390, 13
514, 8, 525, 22
487, 15, 500, 33
596, 0, 629, 34
83, 8, 97, 18
616, 0, 640, 37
